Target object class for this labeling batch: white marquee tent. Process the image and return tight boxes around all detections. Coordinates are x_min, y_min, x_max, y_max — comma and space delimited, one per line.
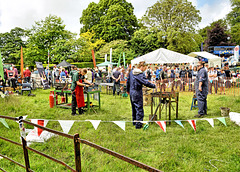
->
131, 48, 199, 65
188, 51, 222, 67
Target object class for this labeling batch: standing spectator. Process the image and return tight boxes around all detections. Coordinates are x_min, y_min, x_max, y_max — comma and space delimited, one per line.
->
86, 68, 93, 83
187, 66, 193, 91
69, 66, 77, 80
60, 68, 66, 82
146, 66, 152, 81
112, 67, 121, 96
23, 67, 31, 82
52, 65, 59, 83
45, 66, 50, 79
95, 69, 102, 84
218, 69, 226, 95
208, 67, 218, 94
224, 66, 231, 88
160, 66, 168, 92
179, 66, 187, 91
192, 66, 198, 92
11, 65, 18, 91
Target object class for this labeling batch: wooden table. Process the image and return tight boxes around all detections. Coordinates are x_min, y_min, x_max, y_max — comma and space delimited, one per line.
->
150, 92, 179, 124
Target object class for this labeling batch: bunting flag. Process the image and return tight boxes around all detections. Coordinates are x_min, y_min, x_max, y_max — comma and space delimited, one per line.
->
155, 121, 166, 132
175, 120, 184, 128
113, 121, 125, 131
143, 123, 149, 130
229, 112, 240, 126
0, 49, 4, 82
0, 118, 9, 129
123, 52, 126, 68
58, 120, 75, 134
30, 119, 49, 136
86, 120, 101, 130
205, 118, 214, 128
188, 120, 196, 131
217, 117, 227, 126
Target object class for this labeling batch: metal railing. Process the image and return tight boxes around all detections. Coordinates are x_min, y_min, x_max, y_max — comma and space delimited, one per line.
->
0, 115, 162, 172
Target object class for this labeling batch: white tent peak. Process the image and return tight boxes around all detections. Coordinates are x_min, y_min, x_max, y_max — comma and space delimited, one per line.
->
131, 48, 198, 65
188, 51, 221, 67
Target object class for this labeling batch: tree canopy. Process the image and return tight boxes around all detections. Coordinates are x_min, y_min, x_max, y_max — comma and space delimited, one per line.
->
80, 0, 139, 42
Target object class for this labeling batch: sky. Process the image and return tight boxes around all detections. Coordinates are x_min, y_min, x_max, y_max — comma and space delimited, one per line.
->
0, 0, 232, 35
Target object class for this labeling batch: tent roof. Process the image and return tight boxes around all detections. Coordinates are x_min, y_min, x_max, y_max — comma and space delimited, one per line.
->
131, 48, 198, 65
57, 60, 73, 67
188, 51, 221, 60
96, 61, 117, 67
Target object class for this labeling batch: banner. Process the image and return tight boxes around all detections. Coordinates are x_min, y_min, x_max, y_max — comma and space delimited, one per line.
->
35, 62, 50, 89
0, 49, 4, 82
234, 45, 239, 61
123, 52, 126, 68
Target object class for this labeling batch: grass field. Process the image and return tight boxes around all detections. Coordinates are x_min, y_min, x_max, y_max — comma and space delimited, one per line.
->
1, 88, 240, 172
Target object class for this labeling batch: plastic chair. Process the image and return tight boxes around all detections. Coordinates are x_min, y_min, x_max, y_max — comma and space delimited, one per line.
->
190, 95, 198, 110
21, 83, 31, 95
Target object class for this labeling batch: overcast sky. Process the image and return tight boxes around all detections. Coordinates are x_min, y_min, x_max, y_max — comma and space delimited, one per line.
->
0, 0, 232, 35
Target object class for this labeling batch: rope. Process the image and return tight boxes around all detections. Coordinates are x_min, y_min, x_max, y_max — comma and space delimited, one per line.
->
209, 159, 229, 171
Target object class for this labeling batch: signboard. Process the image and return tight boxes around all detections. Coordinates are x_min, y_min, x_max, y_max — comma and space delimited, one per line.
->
234, 45, 239, 61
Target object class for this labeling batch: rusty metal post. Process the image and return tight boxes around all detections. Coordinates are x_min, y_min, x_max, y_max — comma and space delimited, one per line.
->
74, 134, 81, 172
22, 137, 30, 172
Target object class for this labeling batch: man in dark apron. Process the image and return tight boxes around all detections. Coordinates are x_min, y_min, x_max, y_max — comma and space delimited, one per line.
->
195, 61, 208, 117
71, 68, 93, 115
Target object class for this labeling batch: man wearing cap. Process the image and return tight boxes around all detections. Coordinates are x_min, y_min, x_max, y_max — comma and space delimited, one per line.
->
127, 61, 156, 129
195, 61, 208, 117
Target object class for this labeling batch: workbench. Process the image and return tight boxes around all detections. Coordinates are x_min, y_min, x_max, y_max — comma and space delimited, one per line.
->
53, 89, 101, 112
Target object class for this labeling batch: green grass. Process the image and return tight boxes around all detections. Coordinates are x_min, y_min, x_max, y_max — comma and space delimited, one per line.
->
1, 88, 240, 172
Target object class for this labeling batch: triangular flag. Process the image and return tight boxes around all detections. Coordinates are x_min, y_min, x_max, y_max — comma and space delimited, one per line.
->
16, 115, 28, 123
155, 121, 166, 132
0, 118, 9, 129
86, 120, 101, 130
205, 118, 214, 128
30, 119, 49, 136
175, 120, 184, 128
188, 120, 196, 131
113, 121, 125, 131
58, 120, 75, 134
217, 117, 227, 126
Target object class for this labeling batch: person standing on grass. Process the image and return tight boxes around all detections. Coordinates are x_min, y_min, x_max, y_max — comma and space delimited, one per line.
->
195, 61, 208, 118
71, 68, 93, 115
23, 67, 31, 82
127, 61, 156, 129
112, 67, 121, 96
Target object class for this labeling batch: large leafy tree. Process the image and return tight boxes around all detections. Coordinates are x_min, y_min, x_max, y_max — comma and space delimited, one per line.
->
137, 0, 202, 54
80, 0, 139, 42
0, 27, 27, 64
25, 15, 74, 65
227, 0, 240, 45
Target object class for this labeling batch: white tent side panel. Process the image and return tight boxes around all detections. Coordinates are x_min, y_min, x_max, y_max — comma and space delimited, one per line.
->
131, 48, 198, 65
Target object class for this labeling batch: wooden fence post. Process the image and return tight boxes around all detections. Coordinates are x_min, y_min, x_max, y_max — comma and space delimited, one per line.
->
74, 134, 81, 172
21, 137, 30, 172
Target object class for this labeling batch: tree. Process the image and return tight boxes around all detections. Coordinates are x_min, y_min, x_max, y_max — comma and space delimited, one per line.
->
80, 0, 139, 42
97, 39, 136, 64
138, 0, 202, 54
227, 0, 240, 45
141, 0, 201, 32
204, 23, 234, 50
0, 27, 27, 64
25, 15, 74, 65
130, 28, 164, 56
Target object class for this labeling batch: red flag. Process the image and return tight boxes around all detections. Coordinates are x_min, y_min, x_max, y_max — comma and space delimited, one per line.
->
91, 49, 96, 68
188, 120, 196, 131
155, 121, 166, 132
21, 46, 24, 78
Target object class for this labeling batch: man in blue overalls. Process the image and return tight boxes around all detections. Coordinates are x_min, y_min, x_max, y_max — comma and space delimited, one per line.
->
195, 61, 208, 117
127, 61, 156, 129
